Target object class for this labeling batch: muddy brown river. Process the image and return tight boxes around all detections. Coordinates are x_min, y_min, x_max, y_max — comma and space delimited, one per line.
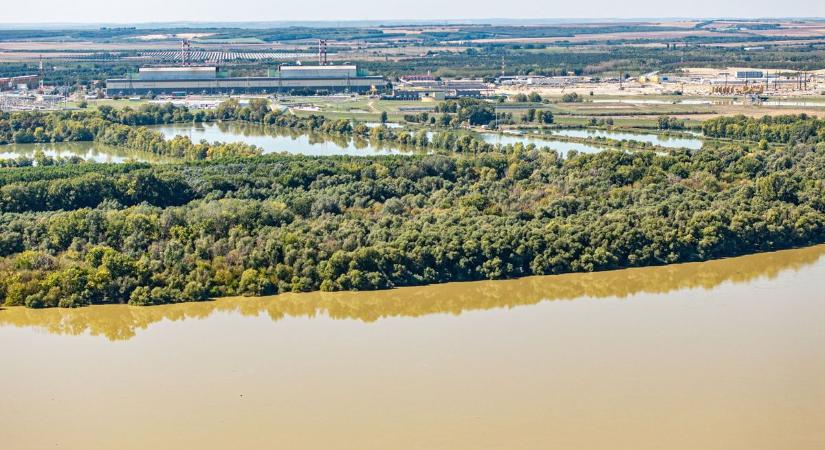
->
1, 245, 824, 450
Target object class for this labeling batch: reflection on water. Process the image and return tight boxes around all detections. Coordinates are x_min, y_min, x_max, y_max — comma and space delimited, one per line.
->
0, 141, 164, 163
153, 121, 629, 157
2, 245, 824, 450
152, 122, 417, 156
477, 132, 609, 154
550, 129, 704, 150
2, 245, 823, 341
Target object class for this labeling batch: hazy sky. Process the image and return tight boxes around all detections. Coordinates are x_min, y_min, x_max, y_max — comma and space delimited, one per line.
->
1, 0, 823, 24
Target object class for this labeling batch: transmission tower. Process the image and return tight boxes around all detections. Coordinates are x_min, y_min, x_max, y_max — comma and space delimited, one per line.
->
181, 40, 192, 66
318, 40, 328, 66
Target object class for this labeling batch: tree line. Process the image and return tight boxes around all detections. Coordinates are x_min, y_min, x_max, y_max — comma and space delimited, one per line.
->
0, 116, 822, 307
0, 104, 261, 159
1, 101, 505, 156
702, 114, 825, 144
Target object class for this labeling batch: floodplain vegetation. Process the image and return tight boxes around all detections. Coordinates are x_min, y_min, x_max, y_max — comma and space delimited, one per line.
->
0, 104, 823, 308
0, 99, 507, 156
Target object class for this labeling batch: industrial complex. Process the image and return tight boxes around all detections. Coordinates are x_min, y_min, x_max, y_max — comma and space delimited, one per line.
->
0, 75, 38, 91
106, 64, 387, 97
3, 36, 823, 111
384, 74, 495, 100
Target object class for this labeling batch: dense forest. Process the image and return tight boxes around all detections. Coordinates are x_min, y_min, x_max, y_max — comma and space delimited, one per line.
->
702, 114, 825, 144
0, 113, 822, 307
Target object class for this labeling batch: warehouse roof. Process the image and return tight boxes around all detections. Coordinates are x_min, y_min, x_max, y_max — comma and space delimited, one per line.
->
279, 65, 357, 71
139, 67, 218, 72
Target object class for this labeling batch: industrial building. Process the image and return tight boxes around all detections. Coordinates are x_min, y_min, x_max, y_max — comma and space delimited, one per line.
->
138, 66, 218, 81
736, 71, 764, 79
0, 75, 39, 91
384, 75, 494, 100
105, 64, 387, 97
497, 75, 593, 87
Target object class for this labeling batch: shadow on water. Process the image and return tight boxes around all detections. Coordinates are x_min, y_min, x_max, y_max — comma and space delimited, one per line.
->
1, 245, 824, 341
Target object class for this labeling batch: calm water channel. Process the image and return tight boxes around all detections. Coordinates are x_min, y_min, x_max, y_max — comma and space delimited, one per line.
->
0, 123, 690, 163
550, 128, 704, 149
476, 131, 609, 154
156, 122, 620, 156
152, 122, 410, 156
1, 245, 824, 450
0, 141, 160, 163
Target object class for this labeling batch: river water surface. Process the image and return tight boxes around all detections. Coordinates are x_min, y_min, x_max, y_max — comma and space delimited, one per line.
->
156, 122, 618, 156
0, 142, 162, 163
550, 128, 704, 149
1, 245, 824, 450
476, 131, 608, 154
152, 122, 410, 156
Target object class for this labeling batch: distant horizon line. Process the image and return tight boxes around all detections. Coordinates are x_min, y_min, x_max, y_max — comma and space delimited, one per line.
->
1, 17, 824, 29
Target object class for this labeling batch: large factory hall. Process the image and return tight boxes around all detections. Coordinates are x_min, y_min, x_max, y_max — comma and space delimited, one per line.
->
106, 64, 387, 97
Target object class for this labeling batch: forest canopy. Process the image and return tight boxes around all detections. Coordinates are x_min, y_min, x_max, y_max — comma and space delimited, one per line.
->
0, 113, 823, 307
702, 114, 825, 144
